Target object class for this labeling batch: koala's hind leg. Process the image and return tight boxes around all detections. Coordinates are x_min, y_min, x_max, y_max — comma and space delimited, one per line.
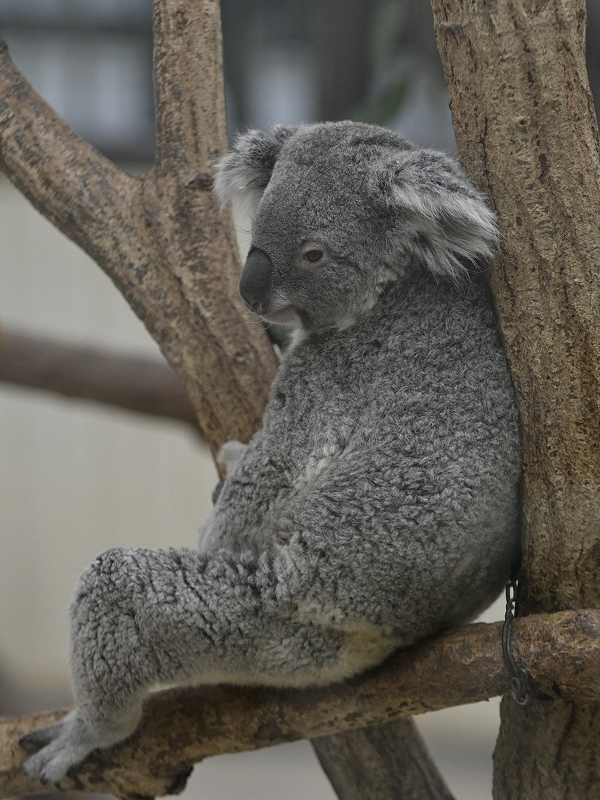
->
21, 544, 347, 783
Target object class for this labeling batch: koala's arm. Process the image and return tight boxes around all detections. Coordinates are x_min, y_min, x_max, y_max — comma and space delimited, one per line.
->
217, 440, 248, 474
20, 542, 356, 784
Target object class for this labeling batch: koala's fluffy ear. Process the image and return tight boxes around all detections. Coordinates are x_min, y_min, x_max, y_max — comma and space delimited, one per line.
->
213, 126, 296, 212
382, 148, 499, 280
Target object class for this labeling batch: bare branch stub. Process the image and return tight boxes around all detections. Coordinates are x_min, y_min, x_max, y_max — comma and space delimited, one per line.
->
152, 0, 228, 174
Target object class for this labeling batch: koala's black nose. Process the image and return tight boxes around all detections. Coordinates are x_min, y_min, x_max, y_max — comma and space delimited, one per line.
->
239, 247, 274, 315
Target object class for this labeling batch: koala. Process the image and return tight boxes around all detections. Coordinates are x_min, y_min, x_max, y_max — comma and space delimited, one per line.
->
22, 121, 521, 784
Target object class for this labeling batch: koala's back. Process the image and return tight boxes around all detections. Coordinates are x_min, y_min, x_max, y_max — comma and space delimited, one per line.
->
205, 269, 520, 645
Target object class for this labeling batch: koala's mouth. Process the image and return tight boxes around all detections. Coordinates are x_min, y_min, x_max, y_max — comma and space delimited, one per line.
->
260, 305, 302, 326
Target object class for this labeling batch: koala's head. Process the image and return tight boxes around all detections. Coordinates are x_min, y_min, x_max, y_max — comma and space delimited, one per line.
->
215, 121, 497, 334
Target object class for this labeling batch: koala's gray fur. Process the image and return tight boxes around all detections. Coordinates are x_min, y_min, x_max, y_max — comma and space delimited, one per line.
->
22, 121, 521, 784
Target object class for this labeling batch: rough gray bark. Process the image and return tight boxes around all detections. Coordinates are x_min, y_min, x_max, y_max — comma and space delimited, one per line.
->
429, 0, 600, 796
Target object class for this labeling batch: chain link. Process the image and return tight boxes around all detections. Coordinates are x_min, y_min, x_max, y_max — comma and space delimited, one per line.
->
502, 577, 532, 706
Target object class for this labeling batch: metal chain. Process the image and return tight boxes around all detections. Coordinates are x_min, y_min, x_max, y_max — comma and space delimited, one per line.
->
502, 577, 532, 706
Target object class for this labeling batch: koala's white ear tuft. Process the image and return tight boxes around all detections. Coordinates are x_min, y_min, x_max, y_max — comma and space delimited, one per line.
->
213, 126, 296, 213
384, 149, 499, 281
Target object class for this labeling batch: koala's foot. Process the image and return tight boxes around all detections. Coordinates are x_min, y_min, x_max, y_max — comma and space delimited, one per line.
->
20, 711, 99, 784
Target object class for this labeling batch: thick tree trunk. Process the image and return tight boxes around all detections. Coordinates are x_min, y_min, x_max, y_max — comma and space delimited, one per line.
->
430, 0, 600, 796
494, 697, 600, 800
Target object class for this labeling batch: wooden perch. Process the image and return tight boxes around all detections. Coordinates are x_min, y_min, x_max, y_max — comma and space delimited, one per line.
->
3, 610, 600, 800
0, 326, 199, 429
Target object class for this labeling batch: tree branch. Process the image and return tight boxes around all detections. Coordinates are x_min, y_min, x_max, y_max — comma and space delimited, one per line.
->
312, 719, 456, 800
430, 0, 600, 796
0, 38, 139, 277
0, 326, 199, 429
153, 0, 228, 173
3, 611, 600, 800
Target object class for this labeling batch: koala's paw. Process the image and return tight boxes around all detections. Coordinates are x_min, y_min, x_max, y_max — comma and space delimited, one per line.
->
20, 711, 96, 784
217, 440, 248, 476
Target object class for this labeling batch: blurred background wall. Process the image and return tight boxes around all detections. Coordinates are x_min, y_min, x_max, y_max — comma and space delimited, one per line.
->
2, 1, 599, 798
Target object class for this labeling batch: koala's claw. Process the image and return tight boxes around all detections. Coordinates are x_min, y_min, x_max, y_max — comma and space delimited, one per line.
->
20, 721, 63, 750
21, 713, 96, 784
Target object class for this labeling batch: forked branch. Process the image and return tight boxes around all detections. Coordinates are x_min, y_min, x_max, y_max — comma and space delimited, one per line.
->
0, 5, 278, 457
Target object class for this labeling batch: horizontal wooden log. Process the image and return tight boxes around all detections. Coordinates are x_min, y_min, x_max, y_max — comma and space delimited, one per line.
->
0, 327, 199, 429
2, 610, 599, 800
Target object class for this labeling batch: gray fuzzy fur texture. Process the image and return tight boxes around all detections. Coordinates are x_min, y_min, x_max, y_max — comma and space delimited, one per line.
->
23, 121, 521, 784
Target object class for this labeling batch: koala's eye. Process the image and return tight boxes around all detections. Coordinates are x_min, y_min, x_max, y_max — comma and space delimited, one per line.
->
303, 249, 324, 264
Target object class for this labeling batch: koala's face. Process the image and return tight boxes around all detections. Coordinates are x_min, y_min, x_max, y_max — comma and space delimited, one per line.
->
245, 129, 402, 332
215, 122, 498, 334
